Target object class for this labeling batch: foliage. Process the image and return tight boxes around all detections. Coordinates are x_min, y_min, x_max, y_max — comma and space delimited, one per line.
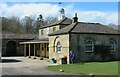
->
2, 15, 57, 34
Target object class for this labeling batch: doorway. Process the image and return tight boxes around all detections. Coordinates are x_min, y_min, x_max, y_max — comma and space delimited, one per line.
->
6, 41, 17, 56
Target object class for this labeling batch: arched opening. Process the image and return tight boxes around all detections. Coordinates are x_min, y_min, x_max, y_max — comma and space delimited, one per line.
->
6, 41, 17, 56
109, 40, 116, 52
85, 40, 94, 52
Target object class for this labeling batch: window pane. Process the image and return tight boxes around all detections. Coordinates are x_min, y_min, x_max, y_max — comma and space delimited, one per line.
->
109, 40, 116, 52
85, 40, 94, 52
56, 42, 62, 53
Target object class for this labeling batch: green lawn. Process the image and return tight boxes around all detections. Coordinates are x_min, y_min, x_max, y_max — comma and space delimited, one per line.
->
48, 61, 119, 75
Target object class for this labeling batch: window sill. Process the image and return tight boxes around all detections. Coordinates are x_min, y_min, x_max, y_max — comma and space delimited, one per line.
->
85, 51, 94, 53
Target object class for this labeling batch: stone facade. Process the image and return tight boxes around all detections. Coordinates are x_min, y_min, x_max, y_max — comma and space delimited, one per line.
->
69, 33, 120, 62
48, 33, 120, 64
36, 15, 120, 64
39, 25, 60, 39
49, 34, 70, 64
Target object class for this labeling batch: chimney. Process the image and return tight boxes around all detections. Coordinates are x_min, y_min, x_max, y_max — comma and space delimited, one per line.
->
73, 13, 78, 23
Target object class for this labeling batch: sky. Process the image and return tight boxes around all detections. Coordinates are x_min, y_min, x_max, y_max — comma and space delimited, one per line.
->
0, 2, 119, 25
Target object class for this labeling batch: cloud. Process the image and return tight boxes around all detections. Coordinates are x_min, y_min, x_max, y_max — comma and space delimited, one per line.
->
75, 11, 118, 25
0, 3, 118, 25
1, 3, 60, 19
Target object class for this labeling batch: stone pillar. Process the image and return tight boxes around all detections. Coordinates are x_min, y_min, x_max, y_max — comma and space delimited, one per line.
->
45, 43, 47, 57
29, 44, 31, 58
24, 44, 26, 57
33, 44, 36, 59
40, 43, 44, 60
40, 43, 42, 57
43, 43, 46, 57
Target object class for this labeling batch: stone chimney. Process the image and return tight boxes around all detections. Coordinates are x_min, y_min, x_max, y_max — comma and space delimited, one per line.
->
73, 13, 78, 23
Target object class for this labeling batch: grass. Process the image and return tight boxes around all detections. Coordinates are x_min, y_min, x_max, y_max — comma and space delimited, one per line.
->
48, 61, 119, 75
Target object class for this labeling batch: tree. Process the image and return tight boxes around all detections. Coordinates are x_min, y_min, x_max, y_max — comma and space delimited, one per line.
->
35, 14, 45, 33
2, 16, 24, 33
22, 16, 34, 33
34, 15, 57, 34
44, 16, 58, 25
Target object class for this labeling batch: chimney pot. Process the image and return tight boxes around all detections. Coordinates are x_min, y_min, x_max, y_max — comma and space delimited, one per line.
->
73, 13, 78, 23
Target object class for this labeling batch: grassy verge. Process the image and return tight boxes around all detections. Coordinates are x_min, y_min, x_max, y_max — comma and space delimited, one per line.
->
48, 61, 119, 75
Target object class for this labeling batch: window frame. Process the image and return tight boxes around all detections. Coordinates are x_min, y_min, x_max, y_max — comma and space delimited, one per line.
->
56, 41, 62, 53
85, 40, 94, 52
109, 40, 116, 52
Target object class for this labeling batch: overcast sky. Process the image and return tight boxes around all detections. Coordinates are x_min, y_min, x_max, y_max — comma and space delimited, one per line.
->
0, 2, 118, 25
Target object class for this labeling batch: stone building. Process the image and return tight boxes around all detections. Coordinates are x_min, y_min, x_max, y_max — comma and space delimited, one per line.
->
2, 32, 37, 56
48, 13, 120, 64
20, 7, 120, 64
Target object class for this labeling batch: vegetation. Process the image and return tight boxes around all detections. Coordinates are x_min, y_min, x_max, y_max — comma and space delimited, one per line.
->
48, 61, 119, 75
1, 15, 57, 34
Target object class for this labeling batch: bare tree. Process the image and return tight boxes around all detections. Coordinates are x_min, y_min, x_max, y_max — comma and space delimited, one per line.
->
44, 16, 58, 25
22, 16, 34, 33
2, 16, 23, 33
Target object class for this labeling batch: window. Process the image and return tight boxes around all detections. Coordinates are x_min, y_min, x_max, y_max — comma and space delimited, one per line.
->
109, 40, 116, 52
53, 27, 56, 32
85, 40, 94, 52
46, 28, 49, 34
41, 30, 44, 35
56, 42, 62, 53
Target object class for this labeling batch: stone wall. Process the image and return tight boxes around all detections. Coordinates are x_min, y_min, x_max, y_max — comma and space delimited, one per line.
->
39, 25, 59, 39
2, 39, 31, 56
49, 34, 70, 64
70, 33, 120, 62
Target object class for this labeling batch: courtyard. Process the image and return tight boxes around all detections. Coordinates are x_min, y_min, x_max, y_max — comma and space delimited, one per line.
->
1, 57, 75, 75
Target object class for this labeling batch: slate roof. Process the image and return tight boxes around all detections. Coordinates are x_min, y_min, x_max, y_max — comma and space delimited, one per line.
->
48, 22, 120, 36
40, 17, 72, 29
2, 32, 37, 39
20, 38, 49, 44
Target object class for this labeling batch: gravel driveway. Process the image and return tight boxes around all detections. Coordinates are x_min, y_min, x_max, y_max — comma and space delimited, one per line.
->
1, 57, 75, 75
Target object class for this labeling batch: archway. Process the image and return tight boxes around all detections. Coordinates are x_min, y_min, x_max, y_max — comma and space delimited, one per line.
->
6, 41, 17, 56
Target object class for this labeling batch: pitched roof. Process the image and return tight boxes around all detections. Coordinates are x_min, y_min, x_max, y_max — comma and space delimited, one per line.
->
2, 32, 37, 39
40, 17, 72, 29
48, 22, 120, 36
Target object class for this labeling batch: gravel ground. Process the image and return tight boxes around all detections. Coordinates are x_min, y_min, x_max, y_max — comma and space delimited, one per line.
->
1, 57, 76, 75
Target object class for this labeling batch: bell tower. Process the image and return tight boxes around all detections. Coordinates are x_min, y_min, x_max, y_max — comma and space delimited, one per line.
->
59, 2, 65, 20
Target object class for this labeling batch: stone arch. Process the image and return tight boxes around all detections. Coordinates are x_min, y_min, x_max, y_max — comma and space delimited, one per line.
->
53, 36, 59, 52
6, 41, 17, 56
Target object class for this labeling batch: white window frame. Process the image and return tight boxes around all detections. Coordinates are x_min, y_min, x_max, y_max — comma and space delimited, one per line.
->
85, 40, 94, 52
109, 40, 116, 52
56, 41, 62, 53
